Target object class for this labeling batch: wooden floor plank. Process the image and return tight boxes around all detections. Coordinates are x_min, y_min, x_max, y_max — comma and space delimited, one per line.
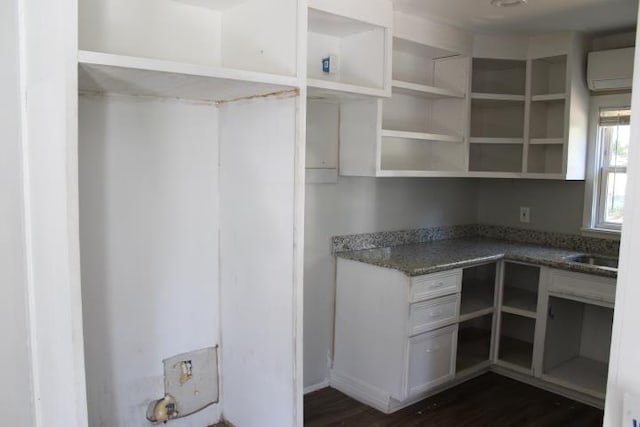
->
304, 373, 603, 427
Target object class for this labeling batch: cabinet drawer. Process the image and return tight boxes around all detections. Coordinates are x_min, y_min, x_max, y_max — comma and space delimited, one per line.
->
406, 325, 457, 398
409, 294, 459, 336
410, 270, 462, 302
549, 270, 616, 306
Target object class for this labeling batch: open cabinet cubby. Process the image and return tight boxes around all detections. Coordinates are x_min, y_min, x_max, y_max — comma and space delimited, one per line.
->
543, 297, 613, 398
380, 136, 467, 173
527, 143, 564, 175
502, 262, 540, 317
307, 8, 388, 97
531, 55, 568, 96
470, 99, 525, 139
456, 314, 494, 374
460, 263, 497, 321
468, 143, 523, 173
472, 58, 527, 96
498, 312, 535, 371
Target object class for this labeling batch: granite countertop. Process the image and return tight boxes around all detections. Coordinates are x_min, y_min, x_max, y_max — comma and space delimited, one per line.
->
336, 237, 618, 278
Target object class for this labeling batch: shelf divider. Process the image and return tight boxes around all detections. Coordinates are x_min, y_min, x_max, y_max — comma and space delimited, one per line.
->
382, 129, 464, 143
392, 80, 465, 99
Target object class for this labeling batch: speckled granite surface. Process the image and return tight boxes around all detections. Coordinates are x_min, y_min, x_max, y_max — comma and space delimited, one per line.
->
336, 238, 618, 279
331, 224, 478, 253
332, 224, 619, 257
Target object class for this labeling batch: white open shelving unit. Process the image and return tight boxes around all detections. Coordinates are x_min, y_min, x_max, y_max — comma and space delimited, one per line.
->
468, 58, 527, 177
307, 0, 392, 99
468, 33, 588, 180
338, 12, 471, 177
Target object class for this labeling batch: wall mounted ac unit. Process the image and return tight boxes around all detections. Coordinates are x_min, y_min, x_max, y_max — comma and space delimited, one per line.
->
587, 47, 635, 91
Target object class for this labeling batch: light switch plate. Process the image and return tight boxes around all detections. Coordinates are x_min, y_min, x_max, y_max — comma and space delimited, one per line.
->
520, 206, 530, 223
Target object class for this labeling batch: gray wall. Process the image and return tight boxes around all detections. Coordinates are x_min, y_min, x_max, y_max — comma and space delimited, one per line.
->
476, 179, 586, 235
304, 177, 478, 388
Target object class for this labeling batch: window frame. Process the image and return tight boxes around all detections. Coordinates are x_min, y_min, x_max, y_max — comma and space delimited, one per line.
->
582, 93, 632, 238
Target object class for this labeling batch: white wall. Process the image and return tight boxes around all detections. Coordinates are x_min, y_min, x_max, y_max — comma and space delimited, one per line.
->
0, 0, 35, 424
303, 177, 478, 389
476, 179, 586, 235
604, 16, 640, 425
219, 95, 300, 427
79, 94, 220, 427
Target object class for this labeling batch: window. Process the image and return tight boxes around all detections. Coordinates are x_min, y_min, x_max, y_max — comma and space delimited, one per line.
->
583, 94, 632, 235
596, 108, 630, 228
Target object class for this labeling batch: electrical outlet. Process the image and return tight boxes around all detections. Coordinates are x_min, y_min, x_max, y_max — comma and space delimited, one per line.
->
520, 207, 530, 223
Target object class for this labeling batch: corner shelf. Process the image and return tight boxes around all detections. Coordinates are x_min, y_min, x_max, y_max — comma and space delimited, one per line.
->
470, 137, 524, 145
381, 129, 463, 143
532, 93, 566, 102
529, 138, 564, 145
78, 50, 299, 102
307, 78, 388, 99
393, 80, 465, 99
471, 93, 525, 102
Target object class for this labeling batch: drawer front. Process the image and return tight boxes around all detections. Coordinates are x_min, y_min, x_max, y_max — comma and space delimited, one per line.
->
406, 325, 457, 398
409, 294, 459, 336
549, 269, 616, 306
410, 270, 462, 302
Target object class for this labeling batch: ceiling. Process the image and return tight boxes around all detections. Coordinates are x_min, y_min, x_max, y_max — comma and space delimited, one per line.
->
391, 0, 638, 35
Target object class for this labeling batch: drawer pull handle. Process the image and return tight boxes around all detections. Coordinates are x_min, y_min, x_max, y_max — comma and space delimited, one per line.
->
431, 282, 445, 289
425, 345, 441, 353
429, 310, 443, 317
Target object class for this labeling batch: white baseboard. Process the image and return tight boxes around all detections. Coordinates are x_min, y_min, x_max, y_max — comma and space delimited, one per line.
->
329, 369, 393, 413
304, 379, 330, 395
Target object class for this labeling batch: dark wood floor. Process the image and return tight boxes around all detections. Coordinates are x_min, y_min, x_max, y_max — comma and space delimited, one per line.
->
304, 373, 604, 427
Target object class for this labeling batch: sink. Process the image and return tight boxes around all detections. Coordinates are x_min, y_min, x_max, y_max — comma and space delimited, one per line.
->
564, 254, 619, 270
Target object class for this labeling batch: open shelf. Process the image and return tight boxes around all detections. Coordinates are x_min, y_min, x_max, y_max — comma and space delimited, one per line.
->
470, 137, 524, 145
471, 93, 525, 102
545, 357, 608, 399
531, 55, 567, 96
393, 80, 464, 99
498, 312, 535, 371
381, 130, 463, 143
502, 288, 538, 317
527, 143, 564, 174
380, 135, 467, 173
470, 99, 525, 139
457, 314, 493, 373
78, 51, 299, 102
307, 8, 388, 94
307, 79, 388, 99
529, 99, 565, 139
472, 58, 526, 96
469, 143, 523, 173
502, 262, 540, 316
532, 94, 566, 102
543, 296, 613, 398
460, 263, 496, 321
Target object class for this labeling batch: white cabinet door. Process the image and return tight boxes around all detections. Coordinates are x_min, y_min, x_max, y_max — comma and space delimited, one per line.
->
406, 325, 458, 398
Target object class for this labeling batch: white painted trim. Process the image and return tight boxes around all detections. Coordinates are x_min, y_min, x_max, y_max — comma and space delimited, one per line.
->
329, 369, 393, 413
304, 380, 330, 395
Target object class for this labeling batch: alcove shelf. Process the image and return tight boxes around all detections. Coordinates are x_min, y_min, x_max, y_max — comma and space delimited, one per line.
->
306, 3, 392, 99
78, 51, 300, 102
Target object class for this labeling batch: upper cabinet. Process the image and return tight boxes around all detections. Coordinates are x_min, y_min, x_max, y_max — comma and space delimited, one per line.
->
307, 0, 393, 99
78, 0, 303, 102
469, 33, 589, 180
337, 13, 472, 177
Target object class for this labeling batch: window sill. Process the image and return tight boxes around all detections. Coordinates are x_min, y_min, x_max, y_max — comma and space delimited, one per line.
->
581, 227, 621, 240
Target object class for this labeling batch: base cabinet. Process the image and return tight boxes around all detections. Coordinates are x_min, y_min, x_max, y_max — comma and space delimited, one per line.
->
407, 325, 458, 397
332, 257, 616, 413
